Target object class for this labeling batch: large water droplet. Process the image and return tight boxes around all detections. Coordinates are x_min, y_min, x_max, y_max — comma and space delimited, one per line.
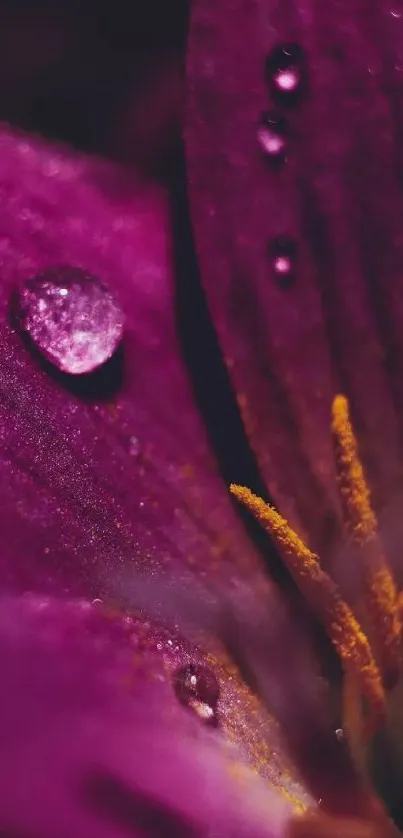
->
174, 663, 220, 722
257, 111, 288, 163
15, 266, 124, 374
266, 43, 306, 103
269, 236, 297, 286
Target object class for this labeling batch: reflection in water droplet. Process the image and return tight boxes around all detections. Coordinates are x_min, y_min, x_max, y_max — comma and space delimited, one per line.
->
257, 112, 288, 163
269, 236, 297, 286
15, 266, 124, 374
335, 728, 344, 741
266, 43, 306, 103
174, 663, 220, 723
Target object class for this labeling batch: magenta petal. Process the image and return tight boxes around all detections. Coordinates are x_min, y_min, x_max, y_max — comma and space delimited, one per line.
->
0, 594, 297, 838
0, 128, 311, 803
186, 0, 403, 570
0, 125, 267, 597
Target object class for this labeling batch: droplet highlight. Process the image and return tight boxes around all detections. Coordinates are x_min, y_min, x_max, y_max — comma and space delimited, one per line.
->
15, 266, 124, 375
257, 111, 288, 163
266, 43, 306, 103
269, 236, 297, 286
174, 663, 220, 722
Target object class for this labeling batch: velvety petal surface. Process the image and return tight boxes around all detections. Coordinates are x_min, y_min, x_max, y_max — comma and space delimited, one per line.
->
0, 593, 299, 838
0, 124, 266, 597
0, 125, 313, 802
185, 0, 403, 579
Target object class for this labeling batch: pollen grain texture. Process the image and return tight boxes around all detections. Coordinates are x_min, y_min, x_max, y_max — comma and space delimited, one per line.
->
230, 394, 403, 741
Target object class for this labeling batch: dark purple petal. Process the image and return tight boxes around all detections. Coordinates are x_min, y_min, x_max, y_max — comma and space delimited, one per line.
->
288, 809, 400, 838
185, 0, 403, 578
0, 594, 300, 838
0, 124, 268, 601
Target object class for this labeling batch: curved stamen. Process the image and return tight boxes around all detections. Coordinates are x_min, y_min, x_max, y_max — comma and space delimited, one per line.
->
331, 395, 401, 686
230, 484, 385, 737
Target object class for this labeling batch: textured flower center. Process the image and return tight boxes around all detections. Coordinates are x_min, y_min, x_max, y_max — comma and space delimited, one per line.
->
231, 395, 403, 826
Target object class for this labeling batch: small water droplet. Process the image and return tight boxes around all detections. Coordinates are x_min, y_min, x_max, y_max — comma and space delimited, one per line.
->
257, 111, 288, 163
174, 663, 220, 723
15, 266, 124, 374
335, 728, 344, 741
269, 236, 297, 286
266, 43, 306, 103
92, 598, 104, 607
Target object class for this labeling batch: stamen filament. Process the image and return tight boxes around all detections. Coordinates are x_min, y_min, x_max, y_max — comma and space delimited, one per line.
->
230, 484, 386, 735
331, 395, 401, 685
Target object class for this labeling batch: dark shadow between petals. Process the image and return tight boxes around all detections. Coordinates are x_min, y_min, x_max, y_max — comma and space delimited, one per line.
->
83, 769, 199, 838
169, 151, 281, 571
170, 149, 338, 680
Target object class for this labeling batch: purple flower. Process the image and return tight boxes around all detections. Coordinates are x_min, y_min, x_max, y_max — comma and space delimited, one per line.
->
185, 0, 403, 833
0, 2, 401, 837
0, 125, 310, 838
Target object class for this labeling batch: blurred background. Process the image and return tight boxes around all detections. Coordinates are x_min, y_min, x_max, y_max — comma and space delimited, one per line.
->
0, 0, 188, 177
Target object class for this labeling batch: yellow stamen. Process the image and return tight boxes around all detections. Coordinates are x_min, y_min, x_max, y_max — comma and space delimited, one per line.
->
331, 395, 401, 685
230, 484, 386, 735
